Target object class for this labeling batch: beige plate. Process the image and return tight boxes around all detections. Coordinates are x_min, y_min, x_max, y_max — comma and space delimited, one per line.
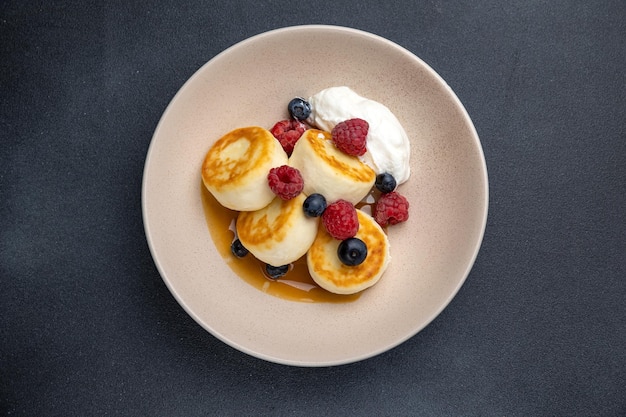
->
142, 25, 488, 366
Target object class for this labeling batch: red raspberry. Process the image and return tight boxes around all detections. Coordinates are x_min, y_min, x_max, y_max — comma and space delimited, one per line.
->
322, 199, 359, 240
331, 118, 369, 156
374, 191, 410, 227
267, 165, 304, 200
270, 119, 307, 156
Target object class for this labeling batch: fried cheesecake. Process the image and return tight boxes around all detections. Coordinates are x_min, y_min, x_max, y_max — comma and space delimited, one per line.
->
236, 193, 319, 267
307, 209, 390, 294
288, 129, 376, 205
202, 126, 288, 211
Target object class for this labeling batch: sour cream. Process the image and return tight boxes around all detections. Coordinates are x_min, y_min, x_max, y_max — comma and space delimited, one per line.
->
306, 86, 411, 184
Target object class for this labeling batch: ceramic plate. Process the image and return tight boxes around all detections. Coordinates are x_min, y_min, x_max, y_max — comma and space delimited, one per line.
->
142, 25, 488, 366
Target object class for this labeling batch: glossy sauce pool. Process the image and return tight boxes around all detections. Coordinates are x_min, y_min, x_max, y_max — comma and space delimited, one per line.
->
200, 182, 362, 303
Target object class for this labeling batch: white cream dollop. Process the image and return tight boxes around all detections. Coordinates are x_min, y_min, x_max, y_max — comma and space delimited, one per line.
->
306, 86, 411, 184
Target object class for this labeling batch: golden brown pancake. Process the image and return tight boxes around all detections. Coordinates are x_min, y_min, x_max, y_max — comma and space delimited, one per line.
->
307, 210, 390, 294
237, 193, 319, 267
288, 129, 376, 204
202, 126, 288, 211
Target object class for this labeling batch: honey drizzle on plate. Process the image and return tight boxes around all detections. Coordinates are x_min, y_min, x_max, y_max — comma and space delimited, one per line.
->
200, 181, 363, 303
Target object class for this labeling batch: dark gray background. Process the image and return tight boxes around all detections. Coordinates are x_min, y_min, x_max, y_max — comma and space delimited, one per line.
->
2, 1, 625, 415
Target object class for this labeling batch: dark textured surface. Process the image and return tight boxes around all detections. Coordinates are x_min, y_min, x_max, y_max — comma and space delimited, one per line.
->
1, 1, 625, 416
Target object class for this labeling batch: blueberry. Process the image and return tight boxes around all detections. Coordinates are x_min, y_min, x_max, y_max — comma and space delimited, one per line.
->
337, 238, 368, 266
303, 193, 327, 217
231, 239, 249, 258
288, 97, 311, 121
375, 172, 397, 193
266, 264, 289, 279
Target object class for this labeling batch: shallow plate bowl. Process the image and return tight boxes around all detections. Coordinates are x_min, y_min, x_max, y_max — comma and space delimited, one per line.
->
142, 25, 488, 366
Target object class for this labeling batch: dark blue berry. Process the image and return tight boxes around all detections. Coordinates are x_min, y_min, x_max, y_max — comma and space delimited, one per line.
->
375, 173, 397, 193
337, 238, 368, 266
231, 239, 249, 258
265, 264, 289, 279
288, 97, 311, 121
303, 193, 327, 217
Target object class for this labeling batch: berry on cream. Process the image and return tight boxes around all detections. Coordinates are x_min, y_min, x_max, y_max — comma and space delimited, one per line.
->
306, 86, 411, 185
